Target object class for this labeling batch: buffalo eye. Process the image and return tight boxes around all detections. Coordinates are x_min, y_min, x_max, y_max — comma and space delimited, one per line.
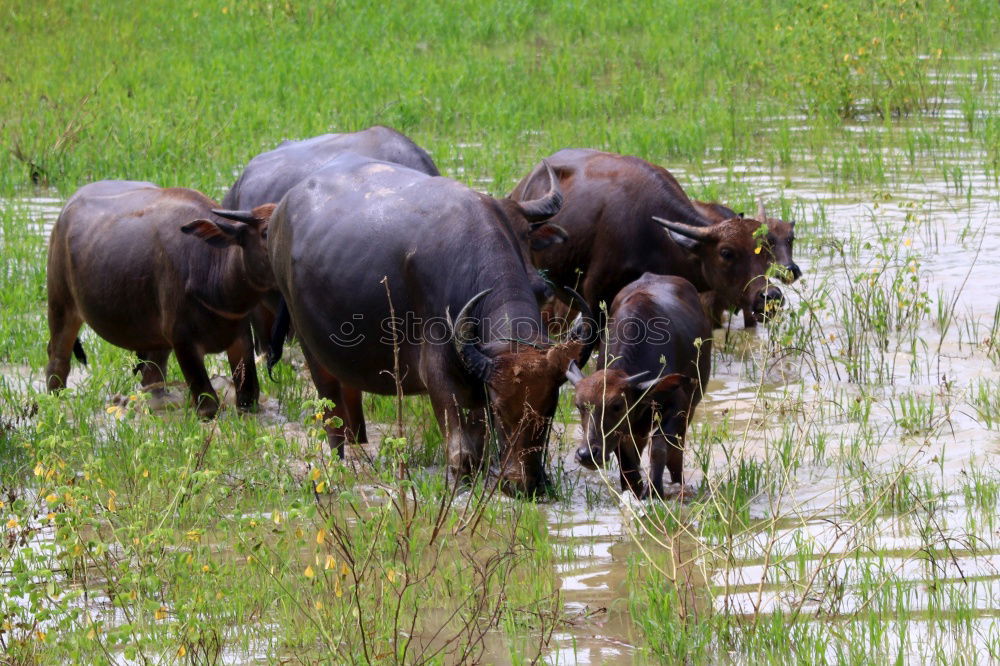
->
719, 247, 736, 261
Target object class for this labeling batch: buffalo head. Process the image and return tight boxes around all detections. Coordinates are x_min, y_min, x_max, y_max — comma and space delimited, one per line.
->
181, 203, 277, 292
654, 216, 783, 326
756, 197, 801, 284
447, 288, 584, 496
565, 361, 692, 472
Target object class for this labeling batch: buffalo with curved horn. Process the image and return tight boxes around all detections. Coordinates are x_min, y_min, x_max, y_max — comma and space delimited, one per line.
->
510, 149, 790, 332
567, 273, 712, 498
268, 153, 580, 495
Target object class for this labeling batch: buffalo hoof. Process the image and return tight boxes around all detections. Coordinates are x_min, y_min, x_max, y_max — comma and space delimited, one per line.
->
194, 396, 220, 420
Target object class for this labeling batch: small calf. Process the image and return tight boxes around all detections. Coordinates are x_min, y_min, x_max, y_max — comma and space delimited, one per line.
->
567, 273, 712, 497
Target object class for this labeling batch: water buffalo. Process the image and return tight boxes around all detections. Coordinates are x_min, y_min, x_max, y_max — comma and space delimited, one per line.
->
510, 149, 784, 331
45, 180, 274, 417
226, 127, 565, 448
222, 126, 447, 441
267, 152, 581, 495
566, 273, 711, 498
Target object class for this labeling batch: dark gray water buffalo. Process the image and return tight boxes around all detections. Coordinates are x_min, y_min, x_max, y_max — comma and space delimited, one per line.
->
566, 273, 711, 498
222, 126, 443, 357
222, 125, 447, 441
267, 152, 582, 495
510, 149, 784, 330
226, 126, 565, 448
45, 180, 274, 417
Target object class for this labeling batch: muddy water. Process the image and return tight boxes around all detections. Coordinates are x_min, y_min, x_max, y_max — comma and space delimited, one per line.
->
5, 77, 1000, 664
532, 83, 1000, 661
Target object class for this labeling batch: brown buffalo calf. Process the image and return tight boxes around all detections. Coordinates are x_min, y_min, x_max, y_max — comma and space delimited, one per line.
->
45, 180, 273, 417
566, 273, 712, 498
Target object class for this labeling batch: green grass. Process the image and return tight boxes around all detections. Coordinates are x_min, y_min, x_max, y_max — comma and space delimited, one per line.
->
1, 0, 998, 197
3, 0, 1000, 663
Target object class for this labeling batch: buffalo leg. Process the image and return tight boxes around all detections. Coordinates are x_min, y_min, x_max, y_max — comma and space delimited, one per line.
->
136, 350, 170, 393
173, 341, 219, 419
226, 326, 260, 412
45, 304, 84, 392
300, 345, 350, 458
342, 384, 368, 444
617, 436, 646, 498
649, 430, 685, 497
429, 393, 488, 487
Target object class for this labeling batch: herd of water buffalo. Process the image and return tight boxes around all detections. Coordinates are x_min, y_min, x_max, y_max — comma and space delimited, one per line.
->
42, 125, 800, 499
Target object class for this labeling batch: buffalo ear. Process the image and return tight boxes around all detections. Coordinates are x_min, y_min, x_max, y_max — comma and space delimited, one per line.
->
528, 223, 568, 251
634, 372, 692, 396
181, 219, 243, 248
251, 203, 277, 223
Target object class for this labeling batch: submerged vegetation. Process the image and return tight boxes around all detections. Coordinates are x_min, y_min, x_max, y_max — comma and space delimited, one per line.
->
2, 0, 1000, 663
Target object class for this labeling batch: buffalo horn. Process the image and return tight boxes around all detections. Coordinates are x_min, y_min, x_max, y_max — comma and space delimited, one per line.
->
212, 208, 260, 225
518, 160, 563, 223
652, 217, 714, 241
446, 289, 495, 383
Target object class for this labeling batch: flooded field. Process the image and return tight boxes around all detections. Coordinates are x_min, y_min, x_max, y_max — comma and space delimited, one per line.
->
4, 89, 1000, 662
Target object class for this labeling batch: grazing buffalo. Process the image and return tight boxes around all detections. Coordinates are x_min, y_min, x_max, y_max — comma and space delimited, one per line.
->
691, 196, 801, 283
510, 149, 784, 330
566, 273, 711, 498
45, 180, 274, 417
267, 152, 581, 495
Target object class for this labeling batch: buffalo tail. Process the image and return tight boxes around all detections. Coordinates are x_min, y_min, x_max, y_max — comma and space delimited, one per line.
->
266, 299, 291, 378
72, 338, 87, 365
